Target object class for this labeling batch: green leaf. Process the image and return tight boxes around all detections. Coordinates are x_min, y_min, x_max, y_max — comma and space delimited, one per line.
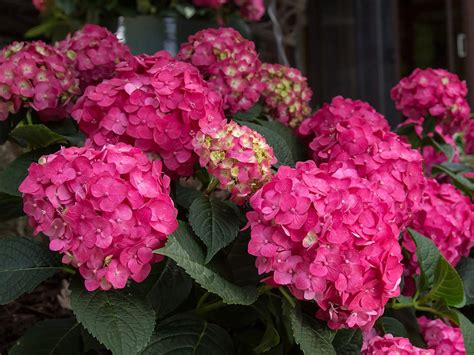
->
431, 164, 474, 197
239, 121, 293, 166
457, 312, 474, 355
55, 0, 76, 14
141, 314, 234, 355
233, 104, 263, 121
422, 115, 437, 136
457, 257, 474, 305
427, 257, 465, 307
24, 19, 59, 38
260, 120, 306, 162
0, 146, 58, 197
155, 222, 258, 305
47, 119, 85, 146
378, 317, 408, 338
332, 329, 362, 355
9, 318, 81, 355
175, 183, 204, 209
70, 280, 156, 355
0, 236, 61, 305
0, 192, 24, 221
254, 321, 280, 353
283, 301, 336, 355
146, 259, 192, 318
10, 124, 68, 149
227, 231, 260, 287
189, 195, 240, 263
408, 228, 440, 288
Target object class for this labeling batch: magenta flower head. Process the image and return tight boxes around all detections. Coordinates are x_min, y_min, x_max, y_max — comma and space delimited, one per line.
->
418, 316, 466, 354
0, 41, 80, 121
363, 334, 434, 355
193, 0, 227, 8
57, 24, 133, 89
193, 120, 276, 204
403, 178, 473, 268
71, 51, 226, 178
32, 0, 46, 11
465, 119, 474, 154
299, 96, 425, 228
177, 27, 263, 113
19, 143, 178, 291
234, 0, 265, 21
246, 160, 403, 330
259, 63, 312, 128
391, 68, 471, 135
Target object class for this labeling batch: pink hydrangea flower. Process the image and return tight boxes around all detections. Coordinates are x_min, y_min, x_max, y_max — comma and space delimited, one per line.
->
391, 68, 471, 135
234, 0, 265, 21
363, 334, 434, 355
298, 96, 425, 228
465, 119, 474, 154
71, 51, 226, 178
419, 316, 466, 354
57, 24, 133, 89
177, 27, 263, 113
0, 41, 80, 121
247, 160, 403, 330
259, 63, 312, 128
403, 177, 473, 270
19, 143, 178, 291
193, 0, 227, 8
32, 0, 46, 11
193, 120, 276, 204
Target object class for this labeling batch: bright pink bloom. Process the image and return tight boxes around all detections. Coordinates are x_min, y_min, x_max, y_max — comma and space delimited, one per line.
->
403, 177, 473, 270
298, 96, 425, 228
177, 27, 263, 113
193, 0, 227, 8
32, 0, 46, 11
57, 24, 133, 89
259, 63, 312, 128
19, 143, 178, 291
391, 68, 471, 135
247, 160, 403, 330
363, 334, 433, 355
234, 0, 265, 21
419, 316, 466, 354
0, 41, 80, 121
71, 51, 225, 177
193, 120, 276, 204
465, 119, 474, 154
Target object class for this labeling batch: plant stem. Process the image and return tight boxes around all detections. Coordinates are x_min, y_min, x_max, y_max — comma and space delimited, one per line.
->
196, 300, 226, 315
279, 287, 296, 308
195, 292, 210, 311
206, 176, 219, 194
62, 266, 76, 274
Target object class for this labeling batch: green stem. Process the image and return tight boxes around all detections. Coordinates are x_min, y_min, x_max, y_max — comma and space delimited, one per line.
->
206, 176, 219, 194
258, 284, 273, 295
196, 292, 210, 311
390, 300, 449, 320
62, 266, 76, 274
279, 287, 296, 308
414, 305, 447, 319
196, 300, 226, 315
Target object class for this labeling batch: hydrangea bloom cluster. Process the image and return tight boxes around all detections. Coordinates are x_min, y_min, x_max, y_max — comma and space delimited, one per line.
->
192, 0, 227, 8
247, 160, 403, 330
298, 96, 425, 227
57, 24, 133, 89
391, 68, 471, 135
71, 52, 225, 177
234, 0, 265, 21
193, 120, 276, 204
259, 63, 312, 128
19, 143, 178, 291
32, 0, 46, 11
177, 27, 263, 113
0, 41, 80, 121
465, 119, 474, 154
418, 316, 466, 354
363, 334, 434, 355
403, 177, 473, 267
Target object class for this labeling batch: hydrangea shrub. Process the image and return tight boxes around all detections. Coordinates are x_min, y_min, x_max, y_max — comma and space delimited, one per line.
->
0, 24, 473, 355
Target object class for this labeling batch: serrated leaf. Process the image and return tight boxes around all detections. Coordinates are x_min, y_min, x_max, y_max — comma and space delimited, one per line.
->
155, 221, 258, 305
332, 329, 362, 355
378, 317, 408, 338
9, 318, 81, 355
431, 164, 474, 197
175, 183, 204, 209
10, 124, 69, 149
0, 192, 24, 221
239, 121, 293, 166
141, 314, 234, 355
227, 230, 260, 287
70, 280, 156, 355
233, 104, 263, 121
146, 259, 192, 318
0, 146, 58, 197
457, 257, 474, 305
408, 228, 440, 288
283, 301, 336, 355
189, 195, 240, 263
0, 236, 62, 304
426, 257, 465, 307
457, 312, 474, 355
260, 120, 306, 162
